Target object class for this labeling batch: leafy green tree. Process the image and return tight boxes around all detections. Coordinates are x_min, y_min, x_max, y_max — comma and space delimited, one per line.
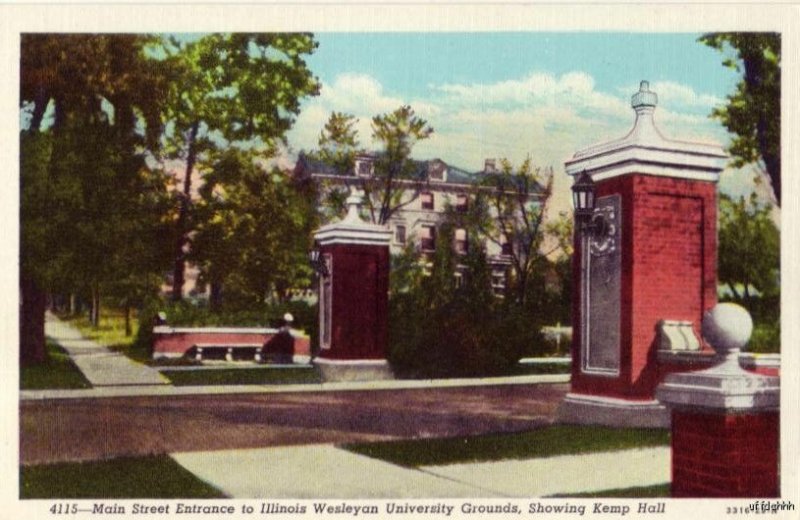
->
161, 33, 320, 300
314, 106, 433, 225
700, 33, 781, 203
190, 150, 316, 308
718, 193, 779, 305
468, 158, 557, 306
20, 34, 169, 363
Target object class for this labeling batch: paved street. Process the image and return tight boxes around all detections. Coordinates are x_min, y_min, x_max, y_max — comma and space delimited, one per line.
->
20, 383, 568, 466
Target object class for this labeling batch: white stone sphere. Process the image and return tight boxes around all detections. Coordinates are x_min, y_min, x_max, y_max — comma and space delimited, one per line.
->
701, 303, 753, 353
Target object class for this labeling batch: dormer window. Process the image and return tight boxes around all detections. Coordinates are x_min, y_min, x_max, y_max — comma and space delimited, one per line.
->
421, 192, 434, 211
355, 154, 374, 177
427, 159, 448, 182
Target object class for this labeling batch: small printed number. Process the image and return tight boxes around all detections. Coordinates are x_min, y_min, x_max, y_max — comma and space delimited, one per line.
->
50, 503, 78, 515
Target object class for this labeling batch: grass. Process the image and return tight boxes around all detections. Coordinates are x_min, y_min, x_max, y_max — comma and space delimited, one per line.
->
67, 310, 139, 348
161, 366, 321, 386
343, 425, 669, 467
20, 339, 92, 390
552, 483, 671, 498
20, 456, 226, 499
66, 309, 151, 363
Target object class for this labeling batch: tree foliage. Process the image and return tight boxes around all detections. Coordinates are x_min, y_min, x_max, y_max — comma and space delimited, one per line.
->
161, 33, 321, 300
700, 33, 781, 203
314, 106, 433, 225
20, 34, 171, 363
190, 149, 317, 308
718, 193, 779, 303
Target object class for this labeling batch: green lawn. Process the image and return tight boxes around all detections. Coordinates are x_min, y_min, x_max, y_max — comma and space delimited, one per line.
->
66, 310, 152, 363
20, 456, 226, 499
343, 425, 669, 467
20, 339, 91, 390
161, 366, 321, 386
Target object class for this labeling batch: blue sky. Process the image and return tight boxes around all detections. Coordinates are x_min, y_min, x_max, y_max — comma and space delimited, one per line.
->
285, 32, 769, 214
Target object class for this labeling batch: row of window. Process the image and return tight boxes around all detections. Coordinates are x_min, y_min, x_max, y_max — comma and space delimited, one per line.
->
420, 192, 468, 212
394, 224, 512, 255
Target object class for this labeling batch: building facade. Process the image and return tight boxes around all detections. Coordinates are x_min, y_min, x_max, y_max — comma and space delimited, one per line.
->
294, 153, 545, 294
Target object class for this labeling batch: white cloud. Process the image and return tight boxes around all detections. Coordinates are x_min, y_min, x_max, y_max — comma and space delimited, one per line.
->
286, 71, 742, 217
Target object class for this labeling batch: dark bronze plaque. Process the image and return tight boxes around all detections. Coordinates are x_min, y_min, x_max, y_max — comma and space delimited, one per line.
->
581, 195, 621, 375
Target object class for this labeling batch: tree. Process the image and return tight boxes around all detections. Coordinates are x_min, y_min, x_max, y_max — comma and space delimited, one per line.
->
700, 33, 781, 203
718, 193, 779, 306
20, 34, 169, 363
190, 150, 316, 308
314, 106, 433, 225
467, 158, 557, 306
161, 33, 320, 300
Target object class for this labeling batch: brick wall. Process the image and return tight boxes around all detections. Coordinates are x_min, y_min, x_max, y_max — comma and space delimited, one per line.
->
152, 329, 311, 358
320, 243, 390, 360
671, 410, 779, 497
571, 173, 717, 399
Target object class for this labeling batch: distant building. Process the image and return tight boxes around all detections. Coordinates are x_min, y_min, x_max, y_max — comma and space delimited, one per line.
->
294, 152, 545, 294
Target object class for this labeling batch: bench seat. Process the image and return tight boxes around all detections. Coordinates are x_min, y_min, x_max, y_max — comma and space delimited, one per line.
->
192, 343, 263, 362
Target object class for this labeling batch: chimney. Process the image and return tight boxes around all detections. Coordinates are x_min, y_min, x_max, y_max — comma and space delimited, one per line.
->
484, 159, 496, 173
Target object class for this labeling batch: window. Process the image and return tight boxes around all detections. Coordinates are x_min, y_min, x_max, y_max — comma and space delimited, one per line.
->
395, 225, 406, 245
491, 270, 507, 296
421, 192, 434, 210
456, 193, 469, 212
455, 228, 468, 254
355, 159, 373, 177
501, 241, 513, 256
427, 160, 447, 182
420, 225, 436, 252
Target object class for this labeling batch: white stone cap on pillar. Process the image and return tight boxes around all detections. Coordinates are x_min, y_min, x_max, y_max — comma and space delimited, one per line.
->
314, 186, 392, 246
656, 303, 780, 411
565, 80, 727, 182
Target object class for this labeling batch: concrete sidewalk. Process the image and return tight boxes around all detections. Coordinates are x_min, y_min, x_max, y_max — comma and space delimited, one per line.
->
20, 373, 570, 401
171, 445, 670, 498
45, 313, 168, 387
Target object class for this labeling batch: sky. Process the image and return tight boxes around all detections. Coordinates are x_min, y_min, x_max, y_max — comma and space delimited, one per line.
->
283, 32, 771, 217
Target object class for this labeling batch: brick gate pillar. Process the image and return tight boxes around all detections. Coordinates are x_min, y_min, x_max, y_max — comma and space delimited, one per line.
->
656, 303, 780, 497
558, 81, 727, 427
313, 188, 393, 382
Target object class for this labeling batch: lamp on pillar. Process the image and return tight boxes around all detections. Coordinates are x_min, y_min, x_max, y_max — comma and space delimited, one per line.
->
308, 242, 329, 277
571, 170, 609, 238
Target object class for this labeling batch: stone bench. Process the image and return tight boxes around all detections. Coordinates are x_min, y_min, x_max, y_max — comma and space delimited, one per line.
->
152, 326, 310, 360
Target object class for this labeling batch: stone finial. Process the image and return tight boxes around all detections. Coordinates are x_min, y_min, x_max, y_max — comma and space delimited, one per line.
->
656, 303, 779, 411
343, 185, 365, 224
702, 302, 753, 374
631, 80, 658, 110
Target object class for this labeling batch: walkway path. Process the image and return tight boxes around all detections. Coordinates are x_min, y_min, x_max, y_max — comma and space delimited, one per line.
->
44, 313, 167, 387
171, 445, 670, 498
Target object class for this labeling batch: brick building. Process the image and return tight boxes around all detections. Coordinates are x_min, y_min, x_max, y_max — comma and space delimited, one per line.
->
294, 153, 546, 293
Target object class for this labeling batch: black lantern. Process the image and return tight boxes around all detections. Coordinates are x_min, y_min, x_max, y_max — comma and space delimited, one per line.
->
308, 243, 329, 277
571, 170, 596, 225
572, 170, 611, 237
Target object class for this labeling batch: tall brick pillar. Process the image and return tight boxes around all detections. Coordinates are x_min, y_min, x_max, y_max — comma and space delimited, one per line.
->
657, 303, 780, 497
313, 188, 393, 382
558, 81, 727, 427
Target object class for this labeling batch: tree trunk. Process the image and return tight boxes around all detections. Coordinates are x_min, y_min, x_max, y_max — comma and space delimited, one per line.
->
209, 280, 223, 312
91, 285, 101, 328
124, 304, 132, 337
171, 121, 200, 301
20, 274, 47, 366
